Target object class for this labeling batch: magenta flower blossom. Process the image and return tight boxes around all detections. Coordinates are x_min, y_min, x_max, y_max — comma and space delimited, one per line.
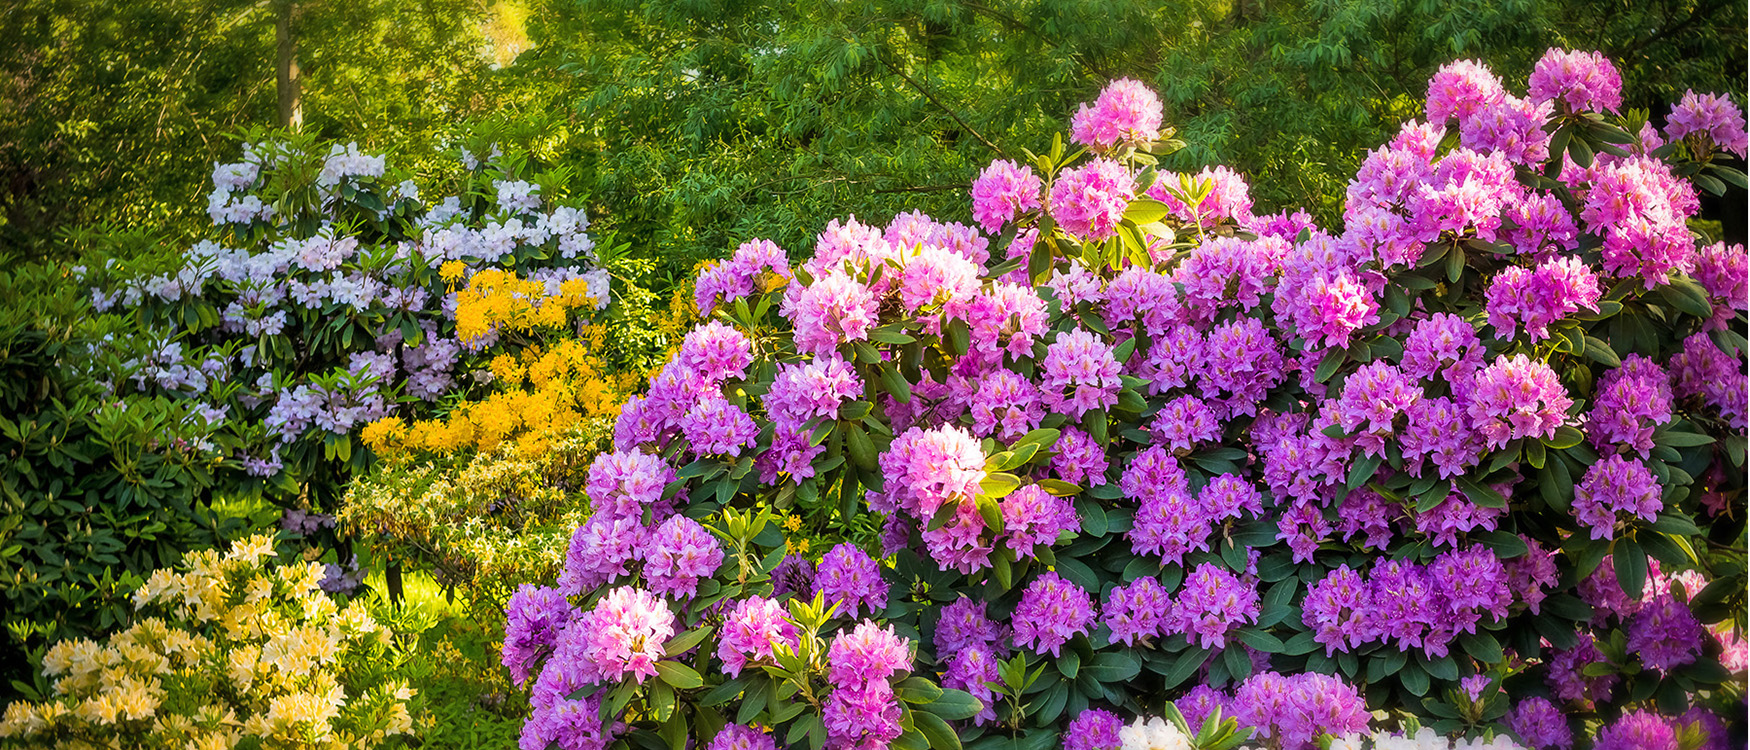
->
1175, 685, 1231, 732
827, 619, 912, 685
1506, 697, 1574, 750
933, 596, 1003, 659
1574, 454, 1663, 539
717, 596, 799, 678
1049, 159, 1136, 241
676, 321, 754, 383
1588, 354, 1673, 457
503, 585, 576, 687
1063, 709, 1125, 750
1001, 484, 1078, 553
1628, 593, 1706, 671
519, 692, 614, 750
1505, 535, 1560, 614
1040, 329, 1122, 418
1484, 256, 1602, 341
1595, 711, 1681, 750
1051, 426, 1109, 487
942, 645, 1000, 725
1175, 235, 1278, 321
1337, 488, 1397, 548
1331, 362, 1422, 457
1666, 90, 1749, 159
969, 368, 1044, 442
971, 159, 1044, 233
1464, 354, 1574, 449
1413, 492, 1504, 548
1408, 148, 1520, 242
1150, 395, 1221, 452
1012, 572, 1095, 657
1694, 242, 1749, 330
643, 515, 725, 600
1230, 671, 1370, 750
880, 425, 986, 520
1103, 266, 1182, 337
1401, 312, 1484, 383
1280, 268, 1378, 351
1426, 59, 1507, 123
766, 355, 863, 429
817, 543, 890, 619
559, 515, 649, 594
1580, 156, 1698, 288
708, 724, 775, 750
585, 450, 677, 522
1167, 563, 1260, 650
573, 586, 675, 685
680, 396, 759, 457
695, 238, 790, 315
1459, 95, 1554, 167
1528, 48, 1623, 114
896, 244, 982, 331
1070, 78, 1163, 151
1129, 473, 1213, 567
782, 272, 880, 357
966, 282, 1050, 361
1401, 396, 1484, 479
1104, 576, 1170, 646
1505, 191, 1581, 258
1199, 317, 1288, 416
1303, 565, 1372, 655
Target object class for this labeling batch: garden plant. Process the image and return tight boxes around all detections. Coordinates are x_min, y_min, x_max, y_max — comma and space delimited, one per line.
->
484, 48, 1748, 750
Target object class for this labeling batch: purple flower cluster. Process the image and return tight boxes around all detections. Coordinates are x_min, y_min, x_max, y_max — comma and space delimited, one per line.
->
1070, 79, 1164, 152
502, 585, 577, 687
1049, 159, 1136, 241
823, 622, 911, 750
708, 724, 776, 750
1484, 256, 1601, 341
1168, 564, 1260, 649
970, 160, 1044, 234
1465, 354, 1574, 449
1666, 90, 1749, 159
1229, 671, 1371, 750
1573, 454, 1663, 539
1012, 572, 1094, 657
816, 544, 890, 619
1063, 709, 1125, 750
717, 596, 799, 677
1301, 546, 1510, 658
1527, 48, 1622, 114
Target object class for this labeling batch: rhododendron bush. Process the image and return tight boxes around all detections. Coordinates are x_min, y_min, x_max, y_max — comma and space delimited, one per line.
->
513, 50, 1747, 750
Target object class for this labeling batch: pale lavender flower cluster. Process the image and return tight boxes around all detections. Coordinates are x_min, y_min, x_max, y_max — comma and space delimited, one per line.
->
1671, 331, 1748, 429
1527, 48, 1622, 114
1579, 156, 1699, 288
503, 585, 577, 687
643, 515, 725, 599
782, 273, 879, 358
696, 239, 793, 314
1063, 709, 1125, 750
1040, 329, 1122, 418
1168, 563, 1260, 649
1302, 547, 1510, 659
708, 724, 775, 750
1464, 354, 1574, 449
1587, 355, 1673, 457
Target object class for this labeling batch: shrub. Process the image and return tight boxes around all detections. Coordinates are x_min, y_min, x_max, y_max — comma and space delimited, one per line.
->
503, 46, 1748, 750
0, 535, 416, 749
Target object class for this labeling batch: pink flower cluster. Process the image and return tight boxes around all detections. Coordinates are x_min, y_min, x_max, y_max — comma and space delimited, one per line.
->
823, 622, 911, 750
1070, 78, 1164, 151
695, 239, 792, 315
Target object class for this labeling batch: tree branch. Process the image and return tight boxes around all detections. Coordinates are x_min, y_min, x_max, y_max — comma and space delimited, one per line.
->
876, 54, 1002, 155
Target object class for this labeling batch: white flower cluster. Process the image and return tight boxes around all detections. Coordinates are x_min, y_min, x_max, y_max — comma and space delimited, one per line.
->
1329, 728, 1527, 750
1119, 717, 1193, 750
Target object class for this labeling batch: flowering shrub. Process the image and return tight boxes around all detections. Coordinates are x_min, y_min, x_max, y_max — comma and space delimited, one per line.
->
506, 49, 1748, 750
75, 130, 614, 516
0, 535, 416, 748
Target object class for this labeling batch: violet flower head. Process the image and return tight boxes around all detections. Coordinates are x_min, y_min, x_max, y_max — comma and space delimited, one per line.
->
782, 272, 880, 358
694, 238, 790, 315
1484, 256, 1602, 341
1464, 354, 1574, 449
1627, 593, 1706, 672
503, 585, 577, 687
827, 619, 913, 685
676, 321, 754, 383
1002, 484, 1079, 554
1671, 331, 1749, 429
680, 396, 759, 458
1052, 426, 1110, 487
1401, 312, 1484, 383
1303, 565, 1372, 656
1049, 159, 1136, 241
1506, 697, 1573, 750
933, 595, 1004, 659
643, 515, 724, 600
1545, 632, 1618, 703
1063, 708, 1125, 750
1230, 671, 1370, 750
1588, 354, 1674, 457
969, 368, 1045, 442
1527, 48, 1623, 114
1574, 454, 1663, 540
1666, 90, 1749, 159
1175, 685, 1231, 733
559, 515, 649, 595
942, 645, 1001, 725
1426, 60, 1507, 123
971, 159, 1044, 234
1070, 78, 1164, 151
1167, 563, 1260, 650
717, 596, 799, 678
708, 724, 776, 750
1040, 329, 1122, 418
816, 543, 890, 620
1104, 576, 1171, 646
1012, 572, 1095, 657
1595, 711, 1681, 750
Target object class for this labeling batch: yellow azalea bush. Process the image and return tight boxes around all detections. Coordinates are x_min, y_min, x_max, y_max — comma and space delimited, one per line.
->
341, 428, 604, 611
0, 536, 416, 750
452, 268, 605, 345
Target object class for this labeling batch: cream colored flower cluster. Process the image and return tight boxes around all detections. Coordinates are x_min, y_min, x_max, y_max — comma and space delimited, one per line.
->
0, 535, 416, 750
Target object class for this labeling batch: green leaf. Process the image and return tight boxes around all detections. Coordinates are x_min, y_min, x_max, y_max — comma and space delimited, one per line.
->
914, 710, 962, 750
1615, 540, 1648, 599
1123, 198, 1172, 225
1583, 336, 1621, 367
927, 688, 983, 721
656, 661, 704, 689
1058, 650, 1081, 679
1459, 631, 1504, 664
665, 626, 715, 657
1657, 431, 1716, 448
897, 677, 943, 704
1083, 651, 1141, 682
1657, 278, 1714, 319
1543, 425, 1584, 449
1456, 476, 1506, 509
1159, 647, 1209, 689
1314, 349, 1345, 383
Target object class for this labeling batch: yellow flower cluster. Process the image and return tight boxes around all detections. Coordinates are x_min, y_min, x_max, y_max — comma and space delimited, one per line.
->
363, 328, 634, 459
0, 535, 416, 750
452, 268, 603, 345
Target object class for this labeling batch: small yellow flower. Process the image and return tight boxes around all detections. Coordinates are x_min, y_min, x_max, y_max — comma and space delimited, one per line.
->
439, 260, 465, 284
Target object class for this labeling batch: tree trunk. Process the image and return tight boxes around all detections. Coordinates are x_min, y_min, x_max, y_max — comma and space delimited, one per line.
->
275, 0, 302, 129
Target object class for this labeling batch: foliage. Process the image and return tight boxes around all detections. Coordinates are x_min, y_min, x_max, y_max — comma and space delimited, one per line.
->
0, 535, 416, 749
523, 0, 1746, 281
0, 264, 244, 699
502, 51, 1746, 750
